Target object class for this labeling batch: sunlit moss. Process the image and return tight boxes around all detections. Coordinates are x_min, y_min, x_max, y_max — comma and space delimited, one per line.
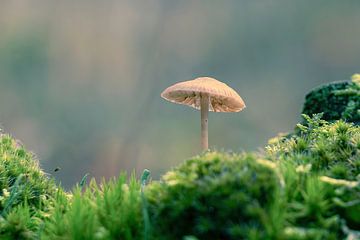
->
302, 78, 360, 124
0, 79, 359, 239
0, 134, 58, 239
146, 152, 283, 240
41, 174, 143, 240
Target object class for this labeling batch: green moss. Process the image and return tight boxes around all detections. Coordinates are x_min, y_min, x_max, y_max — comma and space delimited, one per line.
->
41, 173, 143, 240
144, 116, 359, 240
146, 153, 283, 240
0, 134, 58, 239
266, 115, 359, 180
302, 78, 360, 124
266, 115, 360, 236
0, 77, 359, 239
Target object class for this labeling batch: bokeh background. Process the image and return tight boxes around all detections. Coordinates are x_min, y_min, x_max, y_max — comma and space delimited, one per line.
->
1, 1, 360, 188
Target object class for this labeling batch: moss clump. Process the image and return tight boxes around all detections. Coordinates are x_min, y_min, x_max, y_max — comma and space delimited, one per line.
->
267, 114, 359, 180
146, 153, 283, 240
42, 174, 143, 240
145, 116, 359, 240
266, 116, 360, 235
0, 76, 359, 239
0, 134, 58, 239
0, 133, 143, 240
302, 77, 360, 124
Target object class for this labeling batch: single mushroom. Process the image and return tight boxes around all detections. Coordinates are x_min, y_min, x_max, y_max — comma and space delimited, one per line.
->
161, 77, 246, 151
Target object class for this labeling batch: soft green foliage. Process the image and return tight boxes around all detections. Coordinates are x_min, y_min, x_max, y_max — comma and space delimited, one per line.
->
146, 153, 283, 240
0, 79, 359, 239
1, 116, 359, 239
140, 169, 151, 240
266, 115, 360, 238
302, 78, 360, 124
0, 134, 58, 239
144, 116, 359, 240
42, 173, 143, 240
0, 134, 144, 240
267, 114, 359, 180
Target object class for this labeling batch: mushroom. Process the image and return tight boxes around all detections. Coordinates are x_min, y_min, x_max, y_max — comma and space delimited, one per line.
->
161, 77, 246, 151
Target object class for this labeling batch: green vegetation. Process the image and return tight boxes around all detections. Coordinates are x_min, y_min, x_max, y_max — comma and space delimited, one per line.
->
0, 80, 359, 239
146, 153, 282, 239
0, 134, 58, 239
145, 115, 359, 240
302, 75, 360, 125
42, 174, 143, 240
266, 115, 360, 239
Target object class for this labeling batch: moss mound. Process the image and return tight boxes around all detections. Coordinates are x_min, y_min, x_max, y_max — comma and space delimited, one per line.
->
0, 77, 359, 239
0, 133, 143, 240
145, 117, 359, 240
0, 134, 58, 239
267, 114, 360, 180
146, 153, 282, 240
267, 116, 360, 238
302, 77, 360, 124
42, 174, 143, 240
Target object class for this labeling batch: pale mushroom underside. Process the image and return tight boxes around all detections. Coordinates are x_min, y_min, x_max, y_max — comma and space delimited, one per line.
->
161, 79, 246, 112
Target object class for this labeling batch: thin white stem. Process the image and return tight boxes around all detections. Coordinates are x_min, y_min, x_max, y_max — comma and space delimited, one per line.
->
200, 94, 209, 151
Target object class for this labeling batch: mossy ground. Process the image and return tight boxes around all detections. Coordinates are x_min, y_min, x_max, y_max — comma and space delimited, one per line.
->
146, 153, 282, 239
0, 115, 358, 240
0, 80, 359, 239
302, 76, 360, 124
0, 135, 60, 239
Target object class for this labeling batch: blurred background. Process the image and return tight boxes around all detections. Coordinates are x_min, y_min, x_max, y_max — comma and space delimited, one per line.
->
0, 0, 360, 188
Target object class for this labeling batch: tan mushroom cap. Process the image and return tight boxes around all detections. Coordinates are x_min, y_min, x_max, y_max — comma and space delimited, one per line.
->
161, 77, 246, 112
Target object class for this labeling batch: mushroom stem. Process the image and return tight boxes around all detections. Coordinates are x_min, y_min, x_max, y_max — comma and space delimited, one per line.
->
200, 94, 209, 151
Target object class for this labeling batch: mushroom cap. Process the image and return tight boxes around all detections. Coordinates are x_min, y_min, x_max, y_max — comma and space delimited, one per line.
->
161, 77, 246, 112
